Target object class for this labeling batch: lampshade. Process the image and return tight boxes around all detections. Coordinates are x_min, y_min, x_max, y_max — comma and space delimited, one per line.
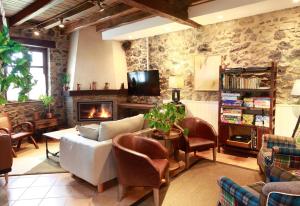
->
291, 79, 300, 96
169, 76, 184, 89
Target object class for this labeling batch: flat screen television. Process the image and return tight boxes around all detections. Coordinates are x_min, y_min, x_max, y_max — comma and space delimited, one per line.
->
127, 70, 160, 96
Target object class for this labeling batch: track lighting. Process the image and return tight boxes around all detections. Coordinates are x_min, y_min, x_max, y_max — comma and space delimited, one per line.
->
58, 18, 65, 28
93, 0, 106, 12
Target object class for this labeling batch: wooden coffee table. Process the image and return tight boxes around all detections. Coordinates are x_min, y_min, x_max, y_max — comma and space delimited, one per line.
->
151, 128, 186, 176
43, 128, 78, 161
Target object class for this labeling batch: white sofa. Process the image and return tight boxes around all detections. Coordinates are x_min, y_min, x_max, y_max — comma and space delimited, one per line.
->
59, 114, 149, 192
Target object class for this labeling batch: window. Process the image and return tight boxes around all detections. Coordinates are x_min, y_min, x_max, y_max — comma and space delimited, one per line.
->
7, 47, 48, 101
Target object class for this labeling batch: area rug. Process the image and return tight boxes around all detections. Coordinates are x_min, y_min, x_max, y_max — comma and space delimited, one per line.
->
134, 159, 263, 206
24, 159, 66, 175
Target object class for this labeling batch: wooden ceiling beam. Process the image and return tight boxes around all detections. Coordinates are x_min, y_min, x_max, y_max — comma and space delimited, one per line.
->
37, 1, 95, 30
9, 0, 62, 26
189, 0, 215, 6
96, 10, 153, 32
118, 0, 201, 28
64, 3, 137, 34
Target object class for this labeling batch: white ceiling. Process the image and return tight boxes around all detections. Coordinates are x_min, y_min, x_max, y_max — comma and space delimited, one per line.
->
101, 0, 300, 40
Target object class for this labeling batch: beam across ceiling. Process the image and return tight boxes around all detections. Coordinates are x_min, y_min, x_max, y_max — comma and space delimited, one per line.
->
9, 0, 63, 26
64, 3, 138, 34
96, 10, 152, 31
189, 0, 215, 6
37, 1, 95, 30
118, 0, 201, 28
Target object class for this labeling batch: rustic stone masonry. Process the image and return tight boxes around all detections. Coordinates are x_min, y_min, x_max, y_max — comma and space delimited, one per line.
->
125, 6, 300, 104
0, 27, 69, 126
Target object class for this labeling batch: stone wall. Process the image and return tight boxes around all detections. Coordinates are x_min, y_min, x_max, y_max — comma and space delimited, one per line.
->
125, 6, 300, 104
0, 27, 69, 125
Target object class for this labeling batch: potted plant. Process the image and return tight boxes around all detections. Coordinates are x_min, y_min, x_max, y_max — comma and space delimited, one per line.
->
144, 103, 186, 135
0, 26, 35, 104
39, 95, 55, 119
60, 73, 70, 91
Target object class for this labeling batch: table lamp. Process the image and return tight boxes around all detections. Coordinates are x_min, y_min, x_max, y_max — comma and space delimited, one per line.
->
291, 79, 300, 137
169, 76, 184, 104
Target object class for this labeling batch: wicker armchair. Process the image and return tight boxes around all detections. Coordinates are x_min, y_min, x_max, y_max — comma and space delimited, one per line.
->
257, 134, 300, 176
218, 166, 300, 206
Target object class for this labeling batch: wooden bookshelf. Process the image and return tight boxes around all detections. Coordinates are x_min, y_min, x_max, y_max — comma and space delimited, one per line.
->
218, 62, 277, 155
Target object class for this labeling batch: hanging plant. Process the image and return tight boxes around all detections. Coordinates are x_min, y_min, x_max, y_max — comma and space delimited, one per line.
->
0, 26, 36, 104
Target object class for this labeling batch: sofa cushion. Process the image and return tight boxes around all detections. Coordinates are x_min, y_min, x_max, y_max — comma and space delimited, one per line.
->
262, 181, 300, 196
98, 114, 144, 141
76, 124, 99, 141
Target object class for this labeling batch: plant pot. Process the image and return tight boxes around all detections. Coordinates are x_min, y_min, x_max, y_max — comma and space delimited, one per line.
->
153, 128, 182, 139
46, 112, 53, 119
63, 85, 69, 91
33, 112, 40, 120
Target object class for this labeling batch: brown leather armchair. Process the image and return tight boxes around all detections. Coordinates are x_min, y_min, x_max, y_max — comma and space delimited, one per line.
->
113, 133, 169, 206
177, 117, 217, 168
0, 134, 13, 184
0, 114, 38, 157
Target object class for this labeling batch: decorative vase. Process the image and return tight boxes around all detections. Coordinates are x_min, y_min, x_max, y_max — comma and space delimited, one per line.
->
104, 82, 110, 90
33, 112, 40, 120
63, 85, 69, 91
46, 112, 53, 119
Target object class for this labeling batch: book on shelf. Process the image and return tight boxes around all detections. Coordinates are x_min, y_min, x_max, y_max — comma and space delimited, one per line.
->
221, 109, 242, 124
254, 98, 271, 109
255, 115, 270, 127
242, 114, 254, 125
243, 98, 254, 107
222, 75, 270, 90
221, 93, 242, 106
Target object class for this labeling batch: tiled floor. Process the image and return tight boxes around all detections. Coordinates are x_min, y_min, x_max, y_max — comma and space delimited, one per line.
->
0, 173, 150, 206
3, 140, 259, 206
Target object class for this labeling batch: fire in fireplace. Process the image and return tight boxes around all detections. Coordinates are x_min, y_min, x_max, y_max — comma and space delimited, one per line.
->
77, 101, 113, 122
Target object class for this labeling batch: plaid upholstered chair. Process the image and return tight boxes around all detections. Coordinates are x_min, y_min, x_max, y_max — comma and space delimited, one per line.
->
257, 134, 300, 176
218, 166, 300, 206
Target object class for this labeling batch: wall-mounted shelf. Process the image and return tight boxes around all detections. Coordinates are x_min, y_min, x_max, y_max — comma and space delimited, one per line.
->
64, 89, 128, 97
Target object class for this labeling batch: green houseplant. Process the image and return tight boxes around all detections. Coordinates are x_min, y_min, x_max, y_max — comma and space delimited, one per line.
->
60, 73, 70, 91
0, 26, 35, 104
144, 103, 186, 134
39, 95, 54, 119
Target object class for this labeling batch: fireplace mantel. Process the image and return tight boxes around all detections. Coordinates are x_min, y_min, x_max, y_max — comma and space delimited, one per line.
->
64, 89, 128, 97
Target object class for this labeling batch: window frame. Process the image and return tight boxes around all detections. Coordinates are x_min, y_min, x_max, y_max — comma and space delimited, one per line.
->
5, 46, 49, 102
27, 46, 49, 97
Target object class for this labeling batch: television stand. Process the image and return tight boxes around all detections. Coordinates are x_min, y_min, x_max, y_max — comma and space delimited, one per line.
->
117, 103, 155, 119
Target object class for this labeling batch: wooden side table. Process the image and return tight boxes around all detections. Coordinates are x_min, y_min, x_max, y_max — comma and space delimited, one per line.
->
151, 128, 186, 176
33, 118, 58, 131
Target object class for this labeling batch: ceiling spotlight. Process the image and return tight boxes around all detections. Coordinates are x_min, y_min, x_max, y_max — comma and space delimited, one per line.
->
217, 15, 224, 19
99, 6, 105, 12
293, 0, 300, 3
93, 0, 106, 12
33, 28, 40, 36
58, 18, 65, 28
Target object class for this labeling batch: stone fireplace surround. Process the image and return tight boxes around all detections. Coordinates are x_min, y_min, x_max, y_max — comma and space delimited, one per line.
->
65, 91, 127, 127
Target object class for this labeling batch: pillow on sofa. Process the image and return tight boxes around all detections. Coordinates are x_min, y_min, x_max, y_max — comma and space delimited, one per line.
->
98, 114, 144, 141
76, 125, 99, 141
262, 181, 300, 196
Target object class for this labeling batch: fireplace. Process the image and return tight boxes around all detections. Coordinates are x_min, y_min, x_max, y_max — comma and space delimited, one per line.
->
77, 101, 113, 122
